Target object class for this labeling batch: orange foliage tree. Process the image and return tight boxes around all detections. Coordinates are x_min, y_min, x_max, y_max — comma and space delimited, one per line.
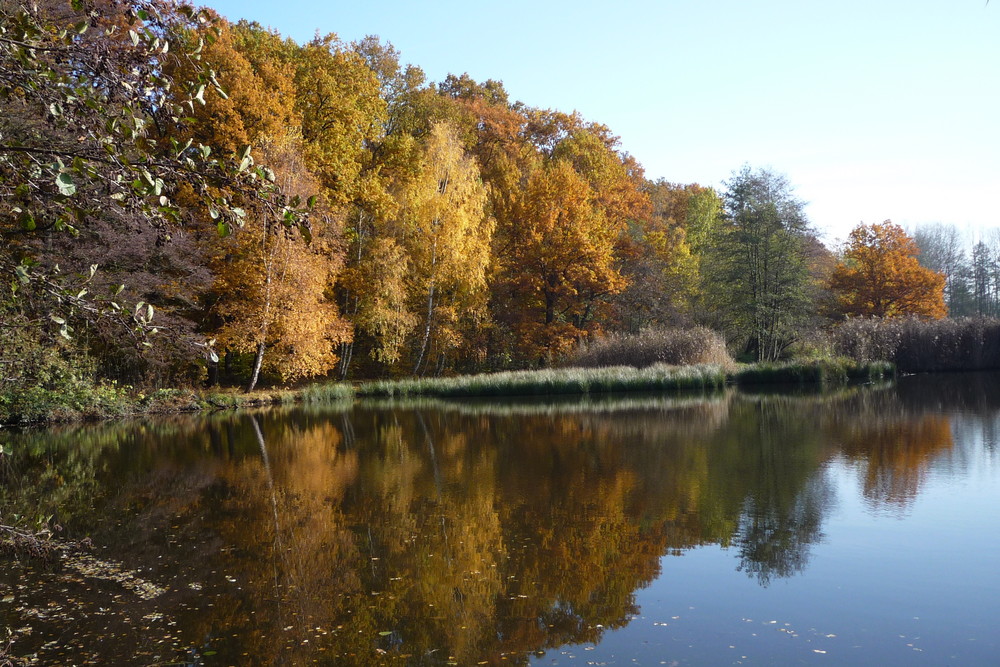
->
164, 17, 299, 155
503, 160, 627, 362
829, 221, 946, 318
206, 136, 351, 391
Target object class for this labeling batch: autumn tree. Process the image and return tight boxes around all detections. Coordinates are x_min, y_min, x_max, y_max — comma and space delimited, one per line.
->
208, 218, 348, 391
501, 159, 626, 361
549, 120, 650, 226
438, 73, 537, 221
396, 122, 492, 374
475, 108, 649, 364
615, 181, 722, 332
163, 18, 299, 155
334, 37, 428, 376
294, 34, 386, 207
418, 76, 534, 367
828, 221, 946, 319
703, 167, 815, 361
338, 237, 416, 371
202, 131, 352, 391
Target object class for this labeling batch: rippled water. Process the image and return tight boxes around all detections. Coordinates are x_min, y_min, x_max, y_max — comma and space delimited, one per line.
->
1, 373, 998, 665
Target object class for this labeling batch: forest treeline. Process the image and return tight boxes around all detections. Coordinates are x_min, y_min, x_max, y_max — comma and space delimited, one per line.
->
0, 0, 983, 399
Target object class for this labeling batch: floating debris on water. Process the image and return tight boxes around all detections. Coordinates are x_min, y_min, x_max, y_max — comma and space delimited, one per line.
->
63, 553, 167, 600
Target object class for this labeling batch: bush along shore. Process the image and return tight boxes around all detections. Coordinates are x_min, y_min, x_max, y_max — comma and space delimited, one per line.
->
0, 358, 894, 426
0, 383, 354, 427
731, 358, 895, 386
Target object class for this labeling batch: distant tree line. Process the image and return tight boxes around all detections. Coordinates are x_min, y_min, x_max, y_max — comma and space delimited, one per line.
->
912, 223, 1000, 318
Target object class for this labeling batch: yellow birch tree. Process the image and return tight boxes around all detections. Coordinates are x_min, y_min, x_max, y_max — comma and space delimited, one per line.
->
398, 122, 492, 374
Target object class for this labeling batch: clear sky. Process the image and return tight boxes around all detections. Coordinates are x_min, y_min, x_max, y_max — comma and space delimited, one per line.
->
202, 0, 999, 245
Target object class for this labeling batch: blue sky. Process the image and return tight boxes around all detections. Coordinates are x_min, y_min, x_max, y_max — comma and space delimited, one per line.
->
203, 0, 999, 244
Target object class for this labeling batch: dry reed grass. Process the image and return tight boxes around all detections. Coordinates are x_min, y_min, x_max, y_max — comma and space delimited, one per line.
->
833, 317, 1000, 372
563, 326, 735, 371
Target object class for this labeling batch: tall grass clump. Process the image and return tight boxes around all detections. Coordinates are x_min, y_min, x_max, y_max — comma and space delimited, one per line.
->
298, 382, 355, 403
357, 364, 729, 399
833, 316, 1000, 373
563, 326, 735, 371
831, 317, 904, 364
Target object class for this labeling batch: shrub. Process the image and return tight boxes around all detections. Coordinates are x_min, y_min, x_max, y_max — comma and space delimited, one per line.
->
832, 317, 904, 364
894, 317, 1000, 372
563, 326, 735, 370
0, 335, 141, 423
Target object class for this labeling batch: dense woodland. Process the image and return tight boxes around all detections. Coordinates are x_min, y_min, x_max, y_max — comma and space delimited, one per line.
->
0, 0, 981, 400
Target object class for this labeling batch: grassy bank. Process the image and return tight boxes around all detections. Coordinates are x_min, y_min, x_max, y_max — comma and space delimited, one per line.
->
0, 322, 910, 426
1, 359, 893, 426
355, 358, 893, 400
356, 363, 730, 399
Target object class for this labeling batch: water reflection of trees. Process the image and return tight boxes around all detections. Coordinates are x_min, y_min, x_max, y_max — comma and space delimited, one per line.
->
836, 413, 953, 509
3, 373, 1000, 663
716, 398, 833, 585
822, 373, 1000, 510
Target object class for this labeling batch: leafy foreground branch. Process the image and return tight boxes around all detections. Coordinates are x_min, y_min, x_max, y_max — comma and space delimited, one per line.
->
0, 629, 24, 667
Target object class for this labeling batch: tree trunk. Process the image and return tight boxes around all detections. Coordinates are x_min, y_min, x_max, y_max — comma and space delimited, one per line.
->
247, 341, 265, 393
414, 237, 438, 376
339, 294, 359, 380
413, 283, 435, 376
339, 340, 354, 380
207, 359, 219, 387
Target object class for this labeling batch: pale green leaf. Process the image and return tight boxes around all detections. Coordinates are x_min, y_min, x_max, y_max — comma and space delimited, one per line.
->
56, 173, 76, 196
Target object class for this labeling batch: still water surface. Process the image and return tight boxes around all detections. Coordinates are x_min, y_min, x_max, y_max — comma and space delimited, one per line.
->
1, 373, 999, 665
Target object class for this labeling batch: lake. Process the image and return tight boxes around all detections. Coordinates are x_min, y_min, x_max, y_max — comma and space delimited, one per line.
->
1, 373, 999, 665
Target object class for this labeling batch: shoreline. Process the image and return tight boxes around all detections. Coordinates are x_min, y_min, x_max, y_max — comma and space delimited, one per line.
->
0, 359, 895, 428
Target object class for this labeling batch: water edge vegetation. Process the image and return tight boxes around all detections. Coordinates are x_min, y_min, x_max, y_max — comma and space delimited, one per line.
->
1, 357, 894, 425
